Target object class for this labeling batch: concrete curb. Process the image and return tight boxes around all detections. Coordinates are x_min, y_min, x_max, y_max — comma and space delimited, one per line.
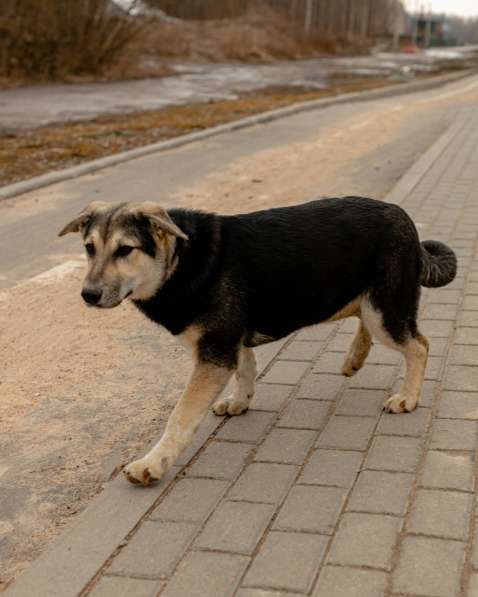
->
0, 69, 473, 202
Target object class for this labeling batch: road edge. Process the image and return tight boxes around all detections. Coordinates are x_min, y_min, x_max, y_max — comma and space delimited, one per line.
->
0, 69, 473, 202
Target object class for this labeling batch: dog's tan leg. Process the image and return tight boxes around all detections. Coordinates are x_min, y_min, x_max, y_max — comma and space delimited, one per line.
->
341, 320, 372, 377
124, 362, 232, 485
384, 333, 429, 413
212, 347, 257, 416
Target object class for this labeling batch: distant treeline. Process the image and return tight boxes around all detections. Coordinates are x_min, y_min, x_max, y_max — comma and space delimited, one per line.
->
148, 0, 406, 38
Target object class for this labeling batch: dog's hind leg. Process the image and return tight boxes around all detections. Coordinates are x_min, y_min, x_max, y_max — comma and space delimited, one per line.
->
361, 297, 428, 414
212, 347, 257, 416
384, 333, 429, 413
342, 320, 372, 377
124, 362, 233, 485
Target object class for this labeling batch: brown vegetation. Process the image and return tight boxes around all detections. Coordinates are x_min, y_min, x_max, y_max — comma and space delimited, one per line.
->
0, 0, 407, 85
148, 0, 406, 40
135, 7, 341, 64
0, 0, 144, 83
0, 77, 400, 186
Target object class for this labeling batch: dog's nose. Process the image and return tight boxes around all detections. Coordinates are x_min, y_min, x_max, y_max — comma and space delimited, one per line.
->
81, 288, 102, 305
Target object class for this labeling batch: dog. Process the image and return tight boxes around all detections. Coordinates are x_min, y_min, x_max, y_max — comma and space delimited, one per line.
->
59, 197, 457, 486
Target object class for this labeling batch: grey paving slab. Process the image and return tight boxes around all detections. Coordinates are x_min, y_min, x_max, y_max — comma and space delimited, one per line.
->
392, 536, 465, 597
296, 324, 337, 341
194, 500, 274, 555
160, 551, 249, 597
237, 591, 296, 597
88, 577, 164, 597
468, 574, 478, 597
449, 344, 478, 365
364, 344, 401, 365
430, 419, 478, 451
426, 336, 449, 356
249, 383, 293, 412
276, 399, 330, 429
296, 373, 345, 401
407, 488, 472, 540
299, 449, 363, 488
444, 365, 478, 392
347, 470, 414, 516
313, 566, 388, 597
313, 352, 347, 374
260, 360, 309, 385
420, 319, 455, 337
438, 391, 478, 419
317, 416, 377, 451
279, 340, 324, 361
254, 428, 316, 464
186, 441, 253, 479
365, 435, 423, 472
149, 478, 229, 523
420, 379, 439, 408
376, 407, 431, 437
108, 520, 197, 577
455, 326, 478, 343
216, 411, 275, 443
420, 450, 474, 492
348, 364, 396, 389
273, 485, 347, 535
243, 531, 329, 593
335, 389, 386, 417
228, 463, 298, 504
328, 512, 401, 570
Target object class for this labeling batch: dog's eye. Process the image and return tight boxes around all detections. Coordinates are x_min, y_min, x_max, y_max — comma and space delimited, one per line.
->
115, 245, 134, 258
85, 243, 95, 257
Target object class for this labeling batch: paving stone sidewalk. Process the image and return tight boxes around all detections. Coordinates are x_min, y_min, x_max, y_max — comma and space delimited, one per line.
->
6, 106, 478, 597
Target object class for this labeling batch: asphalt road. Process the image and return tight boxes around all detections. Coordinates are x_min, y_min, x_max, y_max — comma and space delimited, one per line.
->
2, 73, 478, 587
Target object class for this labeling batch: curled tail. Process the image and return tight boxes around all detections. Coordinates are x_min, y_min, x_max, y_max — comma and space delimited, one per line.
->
420, 240, 457, 288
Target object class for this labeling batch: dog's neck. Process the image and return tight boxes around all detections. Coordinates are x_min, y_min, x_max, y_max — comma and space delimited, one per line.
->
132, 209, 222, 335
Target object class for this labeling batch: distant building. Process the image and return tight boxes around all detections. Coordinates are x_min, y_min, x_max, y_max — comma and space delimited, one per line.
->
408, 14, 455, 47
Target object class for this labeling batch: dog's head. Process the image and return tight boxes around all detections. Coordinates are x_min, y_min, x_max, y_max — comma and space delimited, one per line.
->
59, 201, 188, 308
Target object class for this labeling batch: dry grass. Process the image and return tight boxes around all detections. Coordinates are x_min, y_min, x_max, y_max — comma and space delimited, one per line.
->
0, 4, 363, 87
0, 77, 400, 186
0, 0, 144, 83
135, 7, 348, 64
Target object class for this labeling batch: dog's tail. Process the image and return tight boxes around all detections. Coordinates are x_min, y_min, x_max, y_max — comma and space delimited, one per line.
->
420, 240, 457, 288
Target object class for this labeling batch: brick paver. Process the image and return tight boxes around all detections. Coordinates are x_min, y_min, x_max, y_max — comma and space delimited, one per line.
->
8, 102, 478, 597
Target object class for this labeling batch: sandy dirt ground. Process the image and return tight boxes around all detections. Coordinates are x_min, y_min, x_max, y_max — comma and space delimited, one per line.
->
2, 77, 478, 589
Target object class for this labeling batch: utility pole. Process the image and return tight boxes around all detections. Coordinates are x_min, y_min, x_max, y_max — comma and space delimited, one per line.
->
424, 2, 432, 47
304, 0, 313, 36
392, 0, 401, 51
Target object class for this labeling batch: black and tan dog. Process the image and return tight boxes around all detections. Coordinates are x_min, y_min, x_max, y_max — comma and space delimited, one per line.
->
59, 197, 456, 485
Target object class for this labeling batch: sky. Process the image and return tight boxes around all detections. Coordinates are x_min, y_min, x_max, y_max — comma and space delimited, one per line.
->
404, 0, 478, 17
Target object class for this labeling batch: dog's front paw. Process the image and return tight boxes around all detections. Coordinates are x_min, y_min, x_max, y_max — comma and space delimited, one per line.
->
212, 395, 249, 416
384, 393, 418, 414
123, 457, 164, 486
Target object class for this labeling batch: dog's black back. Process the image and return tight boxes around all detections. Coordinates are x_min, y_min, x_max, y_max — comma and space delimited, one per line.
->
134, 197, 455, 366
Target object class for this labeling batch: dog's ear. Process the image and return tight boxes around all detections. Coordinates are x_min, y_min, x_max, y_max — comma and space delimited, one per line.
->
138, 203, 189, 241
58, 202, 107, 237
